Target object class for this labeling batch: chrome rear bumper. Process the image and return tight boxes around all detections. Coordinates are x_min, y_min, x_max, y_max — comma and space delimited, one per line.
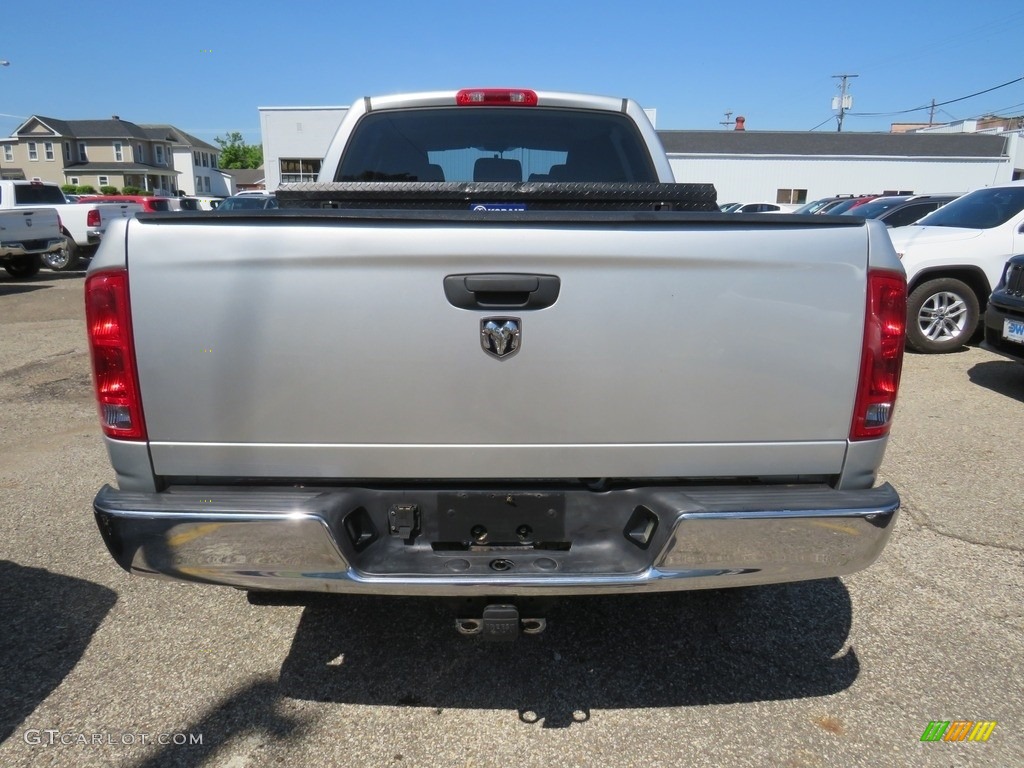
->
0, 236, 65, 258
93, 482, 899, 596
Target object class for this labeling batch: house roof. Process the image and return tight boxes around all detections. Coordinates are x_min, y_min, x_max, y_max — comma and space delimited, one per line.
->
139, 124, 218, 151
62, 162, 181, 175
221, 168, 265, 186
19, 116, 153, 141
656, 130, 1010, 158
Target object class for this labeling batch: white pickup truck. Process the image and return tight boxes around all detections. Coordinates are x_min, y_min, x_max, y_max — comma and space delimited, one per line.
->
0, 180, 141, 271
87, 89, 907, 638
0, 206, 64, 278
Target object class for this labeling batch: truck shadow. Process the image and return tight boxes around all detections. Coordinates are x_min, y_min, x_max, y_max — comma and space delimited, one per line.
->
275, 579, 857, 727
0, 282, 50, 296
0, 271, 83, 294
0, 561, 117, 744
968, 359, 1024, 403
126, 580, 856, 763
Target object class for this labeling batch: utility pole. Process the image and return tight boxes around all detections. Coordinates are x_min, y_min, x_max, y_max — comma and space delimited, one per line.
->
832, 73, 858, 132
0, 60, 8, 179
928, 99, 937, 126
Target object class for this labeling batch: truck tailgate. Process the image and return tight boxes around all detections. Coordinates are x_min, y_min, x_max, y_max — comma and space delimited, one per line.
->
125, 214, 869, 480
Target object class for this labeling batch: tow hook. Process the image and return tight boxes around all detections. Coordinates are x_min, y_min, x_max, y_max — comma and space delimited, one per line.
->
455, 603, 546, 641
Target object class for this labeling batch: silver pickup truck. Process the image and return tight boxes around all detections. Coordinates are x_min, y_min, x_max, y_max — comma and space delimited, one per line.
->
88, 89, 906, 637
0, 206, 64, 278
0, 180, 141, 271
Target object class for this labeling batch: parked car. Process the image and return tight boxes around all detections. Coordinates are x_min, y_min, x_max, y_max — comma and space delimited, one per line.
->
981, 254, 1024, 363
216, 194, 279, 211
792, 197, 848, 215
178, 196, 224, 211
822, 196, 878, 215
77, 195, 174, 213
841, 194, 957, 228
889, 181, 1024, 353
725, 202, 795, 213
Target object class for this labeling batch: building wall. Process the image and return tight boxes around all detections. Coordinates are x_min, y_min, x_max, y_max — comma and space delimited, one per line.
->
259, 107, 348, 190
173, 147, 230, 196
7, 137, 65, 182
669, 152, 1016, 205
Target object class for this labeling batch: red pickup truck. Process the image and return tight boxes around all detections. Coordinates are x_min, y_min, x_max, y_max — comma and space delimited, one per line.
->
78, 195, 174, 213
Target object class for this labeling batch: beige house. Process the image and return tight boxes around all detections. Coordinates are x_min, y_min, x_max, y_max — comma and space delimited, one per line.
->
1, 115, 182, 193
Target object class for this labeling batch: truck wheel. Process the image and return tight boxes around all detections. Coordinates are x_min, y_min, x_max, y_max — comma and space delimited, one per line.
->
42, 240, 81, 272
4, 255, 42, 278
905, 277, 980, 354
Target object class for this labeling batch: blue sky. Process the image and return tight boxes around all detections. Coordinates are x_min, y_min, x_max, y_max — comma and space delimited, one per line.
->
2, 1, 1023, 146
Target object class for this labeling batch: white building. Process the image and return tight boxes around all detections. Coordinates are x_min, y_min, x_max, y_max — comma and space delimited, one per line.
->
141, 125, 232, 197
661, 130, 1022, 204
258, 106, 349, 191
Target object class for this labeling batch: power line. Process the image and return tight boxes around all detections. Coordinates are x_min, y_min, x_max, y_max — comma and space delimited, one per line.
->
848, 75, 1024, 117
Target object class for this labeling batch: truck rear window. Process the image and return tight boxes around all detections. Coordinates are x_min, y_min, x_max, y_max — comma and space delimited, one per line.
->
336, 108, 658, 183
12, 184, 68, 205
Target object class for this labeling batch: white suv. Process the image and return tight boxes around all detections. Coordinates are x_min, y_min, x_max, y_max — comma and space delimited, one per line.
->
888, 181, 1024, 353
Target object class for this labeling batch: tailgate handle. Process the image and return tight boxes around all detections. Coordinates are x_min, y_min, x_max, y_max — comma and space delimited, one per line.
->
444, 273, 560, 310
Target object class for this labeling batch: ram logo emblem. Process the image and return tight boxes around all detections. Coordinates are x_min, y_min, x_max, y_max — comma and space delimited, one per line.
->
480, 318, 521, 359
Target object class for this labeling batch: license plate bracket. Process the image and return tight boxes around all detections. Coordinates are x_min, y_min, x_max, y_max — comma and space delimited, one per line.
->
437, 491, 566, 545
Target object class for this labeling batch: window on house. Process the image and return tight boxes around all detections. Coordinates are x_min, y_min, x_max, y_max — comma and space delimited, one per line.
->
280, 158, 322, 183
195, 175, 202, 191
64, 142, 71, 161
137, 144, 144, 162
114, 142, 123, 162
28, 142, 38, 161
210, 154, 217, 169
204, 176, 211, 193
98, 176, 109, 187
69, 177, 80, 185
78, 142, 88, 161
3, 145, 12, 162
193, 151, 200, 166
776, 188, 808, 204
156, 145, 164, 164
44, 142, 54, 161
203, 152, 209, 167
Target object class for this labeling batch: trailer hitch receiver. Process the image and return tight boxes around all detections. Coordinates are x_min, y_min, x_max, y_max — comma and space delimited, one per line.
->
455, 603, 546, 640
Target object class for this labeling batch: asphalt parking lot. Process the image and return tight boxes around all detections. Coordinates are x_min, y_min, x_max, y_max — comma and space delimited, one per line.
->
0, 270, 1021, 768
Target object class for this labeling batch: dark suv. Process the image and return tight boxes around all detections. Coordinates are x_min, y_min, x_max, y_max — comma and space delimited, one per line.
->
842, 194, 957, 228
982, 254, 1024, 363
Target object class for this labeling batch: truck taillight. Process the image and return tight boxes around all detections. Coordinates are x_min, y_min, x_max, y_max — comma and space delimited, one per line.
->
85, 270, 147, 441
87, 209, 101, 227
456, 88, 538, 106
851, 269, 906, 441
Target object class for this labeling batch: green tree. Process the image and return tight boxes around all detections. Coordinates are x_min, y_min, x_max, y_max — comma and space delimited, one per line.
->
214, 131, 263, 169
